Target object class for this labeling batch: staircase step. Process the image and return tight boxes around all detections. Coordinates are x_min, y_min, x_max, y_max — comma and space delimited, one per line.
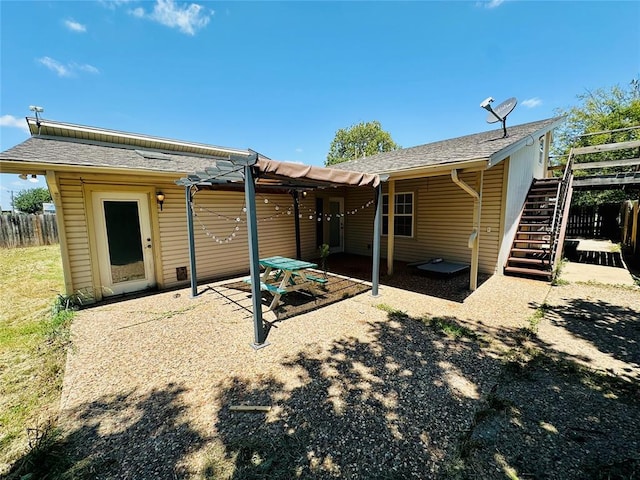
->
523, 208, 555, 213
519, 223, 550, 229
508, 257, 549, 265
504, 266, 552, 278
511, 247, 550, 254
533, 178, 560, 184
527, 193, 558, 198
514, 239, 550, 245
516, 230, 549, 236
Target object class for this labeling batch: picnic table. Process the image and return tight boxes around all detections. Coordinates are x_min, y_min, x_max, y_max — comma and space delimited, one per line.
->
246, 256, 327, 310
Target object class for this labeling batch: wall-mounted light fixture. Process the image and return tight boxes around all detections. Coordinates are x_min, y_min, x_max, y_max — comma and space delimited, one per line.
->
18, 173, 39, 182
156, 192, 165, 211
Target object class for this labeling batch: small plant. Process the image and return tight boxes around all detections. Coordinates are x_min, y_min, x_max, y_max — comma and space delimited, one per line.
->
375, 303, 409, 320
318, 243, 330, 277
527, 302, 549, 334
551, 258, 568, 286
425, 316, 479, 340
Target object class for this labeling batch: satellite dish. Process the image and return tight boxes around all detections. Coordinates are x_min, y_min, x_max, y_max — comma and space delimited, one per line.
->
486, 97, 517, 124
480, 96, 517, 137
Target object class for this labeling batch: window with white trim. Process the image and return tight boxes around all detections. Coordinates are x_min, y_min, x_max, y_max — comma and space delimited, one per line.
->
382, 192, 414, 237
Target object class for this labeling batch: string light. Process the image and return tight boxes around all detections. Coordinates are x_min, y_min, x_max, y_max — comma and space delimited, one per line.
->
191, 191, 375, 245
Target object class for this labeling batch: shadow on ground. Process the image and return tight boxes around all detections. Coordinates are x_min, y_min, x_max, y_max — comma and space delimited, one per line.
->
220, 273, 371, 323
542, 297, 640, 380
320, 253, 490, 303
7, 303, 639, 479
5, 383, 208, 479
212, 310, 640, 480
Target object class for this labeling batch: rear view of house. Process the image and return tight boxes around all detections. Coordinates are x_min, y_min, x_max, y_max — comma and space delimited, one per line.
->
0, 116, 562, 302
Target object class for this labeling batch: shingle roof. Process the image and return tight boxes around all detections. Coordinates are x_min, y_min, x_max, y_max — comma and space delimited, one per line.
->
331, 117, 563, 174
0, 136, 225, 174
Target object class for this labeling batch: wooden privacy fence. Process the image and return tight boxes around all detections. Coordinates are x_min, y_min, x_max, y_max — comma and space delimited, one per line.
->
567, 204, 621, 240
0, 213, 59, 248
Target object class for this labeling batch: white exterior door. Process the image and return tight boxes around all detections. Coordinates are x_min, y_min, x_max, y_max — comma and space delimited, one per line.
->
328, 197, 344, 253
92, 192, 155, 296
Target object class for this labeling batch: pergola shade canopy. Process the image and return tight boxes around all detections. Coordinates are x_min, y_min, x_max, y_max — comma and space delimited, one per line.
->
177, 151, 384, 349
176, 153, 382, 190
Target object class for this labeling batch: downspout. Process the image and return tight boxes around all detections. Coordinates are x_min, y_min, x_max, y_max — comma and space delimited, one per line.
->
451, 169, 483, 291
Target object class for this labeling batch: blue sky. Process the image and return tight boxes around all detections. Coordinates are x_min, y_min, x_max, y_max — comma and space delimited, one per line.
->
1, 0, 638, 209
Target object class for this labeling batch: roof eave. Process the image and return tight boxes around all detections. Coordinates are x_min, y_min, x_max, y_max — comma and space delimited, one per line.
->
488, 117, 565, 167
0, 159, 190, 178
382, 158, 489, 180
26, 117, 250, 158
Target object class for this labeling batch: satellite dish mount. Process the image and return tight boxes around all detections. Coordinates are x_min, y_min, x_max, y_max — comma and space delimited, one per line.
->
480, 97, 517, 138
29, 105, 45, 134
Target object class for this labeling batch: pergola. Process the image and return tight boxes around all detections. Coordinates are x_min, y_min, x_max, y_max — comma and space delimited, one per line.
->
176, 151, 385, 348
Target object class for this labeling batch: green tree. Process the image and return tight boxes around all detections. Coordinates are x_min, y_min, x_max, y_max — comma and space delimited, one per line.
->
553, 79, 640, 206
326, 120, 399, 166
13, 187, 52, 214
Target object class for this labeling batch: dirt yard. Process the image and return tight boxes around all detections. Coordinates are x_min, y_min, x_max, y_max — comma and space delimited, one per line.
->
50, 264, 640, 479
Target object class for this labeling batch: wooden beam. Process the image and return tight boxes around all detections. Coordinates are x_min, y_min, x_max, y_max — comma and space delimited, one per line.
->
573, 157, 640, 170
573, 173, 640, 188
572, 140, 640, 155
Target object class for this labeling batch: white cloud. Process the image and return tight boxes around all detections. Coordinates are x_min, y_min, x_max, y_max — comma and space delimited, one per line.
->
99, 0, 134, 9
295, 148, 303, 153
0, 115, 30, 133
477, 0, 505, 8
131, 0, 213, 35
522, 97, 542, 108
75, 63, 100, 74
37, 57, 100, 77
65, 19, 87, 32
37, 57, 71, 77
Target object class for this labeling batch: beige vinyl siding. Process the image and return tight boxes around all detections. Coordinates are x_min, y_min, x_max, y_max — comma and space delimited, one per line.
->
53, 169, 387, 297
344, 187, 377, 255
478, 162, 504, 273
344, 165, 505, 274
58, 175, 93, 296
161, 189, 304, 287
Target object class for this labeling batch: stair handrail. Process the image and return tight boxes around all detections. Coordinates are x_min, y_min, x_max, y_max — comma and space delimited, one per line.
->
548, 150, 574, 267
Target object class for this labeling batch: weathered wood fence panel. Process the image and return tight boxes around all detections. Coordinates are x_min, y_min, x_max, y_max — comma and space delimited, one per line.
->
567, 204, 621, 240
0, 213, 59, 248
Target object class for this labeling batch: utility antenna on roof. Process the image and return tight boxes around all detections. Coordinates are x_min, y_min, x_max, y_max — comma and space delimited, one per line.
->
480, 97, 517, 138
29, 105, 44, 134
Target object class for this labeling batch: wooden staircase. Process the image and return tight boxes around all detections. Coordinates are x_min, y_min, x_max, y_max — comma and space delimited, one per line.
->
504, 178, 560, 279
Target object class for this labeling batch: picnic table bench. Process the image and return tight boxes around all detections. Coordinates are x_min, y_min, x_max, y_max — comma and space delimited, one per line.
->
244, 256, 327, 310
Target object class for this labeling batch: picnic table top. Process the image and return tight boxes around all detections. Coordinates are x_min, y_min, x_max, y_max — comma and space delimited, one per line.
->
259, 256, 317, 271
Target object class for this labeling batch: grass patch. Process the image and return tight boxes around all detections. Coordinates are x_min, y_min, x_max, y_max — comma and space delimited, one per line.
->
0, 245, 73, 476
526, 302, 548, 335
551, 258, 569, 286
375, 303, 409, 320
424, 316, 479, 341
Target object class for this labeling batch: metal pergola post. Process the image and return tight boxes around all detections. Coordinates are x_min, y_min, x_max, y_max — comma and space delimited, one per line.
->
371, 183, 382, 296
185, 186, 198, 298
292, 190, 301, 260
244, 161, 269, 348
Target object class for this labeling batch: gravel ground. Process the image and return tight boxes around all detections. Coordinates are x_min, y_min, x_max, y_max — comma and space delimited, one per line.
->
57, 260, 640, 479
